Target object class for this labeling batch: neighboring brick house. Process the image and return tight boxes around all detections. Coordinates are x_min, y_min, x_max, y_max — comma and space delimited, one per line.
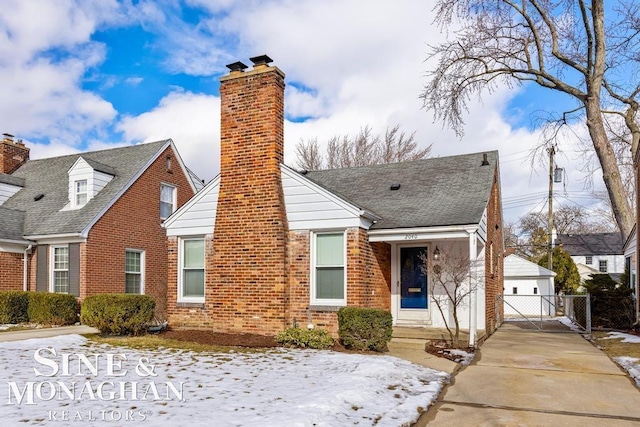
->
0, 136, 199, 318
163, 56, 504, 346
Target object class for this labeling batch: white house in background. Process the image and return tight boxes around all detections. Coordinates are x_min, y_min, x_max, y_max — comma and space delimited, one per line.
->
503, 254, 556, 316
556, 233, 624, 283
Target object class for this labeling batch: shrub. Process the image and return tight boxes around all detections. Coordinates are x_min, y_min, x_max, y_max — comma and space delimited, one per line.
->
583, 274, 635, 329
275, 327, 334, 349
0, 291, 29, 324
27, 293, 78, 325
80, 294, 155, 336
338, 307, 393, 352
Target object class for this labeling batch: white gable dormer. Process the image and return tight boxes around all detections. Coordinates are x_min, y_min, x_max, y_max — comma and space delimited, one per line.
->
65, 157, 114, 210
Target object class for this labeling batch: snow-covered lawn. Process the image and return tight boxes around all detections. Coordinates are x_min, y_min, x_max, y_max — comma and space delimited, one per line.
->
0, 335, 448, 426
603, 332, 640, 388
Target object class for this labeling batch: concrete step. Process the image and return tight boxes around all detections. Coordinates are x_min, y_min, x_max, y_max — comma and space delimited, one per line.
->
389, 337, 428, 350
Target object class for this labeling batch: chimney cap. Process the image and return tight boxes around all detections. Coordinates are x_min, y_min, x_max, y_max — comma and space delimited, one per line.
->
2, 133, 14, 138
226, 61, 248, 72
481, 153, 489, 166
250, 55, 273, 66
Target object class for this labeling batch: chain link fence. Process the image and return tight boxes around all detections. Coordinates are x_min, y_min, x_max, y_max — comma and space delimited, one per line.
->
497, 294, 591, 333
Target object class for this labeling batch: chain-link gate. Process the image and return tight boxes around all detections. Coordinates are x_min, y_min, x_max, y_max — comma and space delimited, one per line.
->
496, 294, 591, 333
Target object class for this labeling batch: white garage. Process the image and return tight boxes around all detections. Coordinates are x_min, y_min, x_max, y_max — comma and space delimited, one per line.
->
503, 254, 557, 317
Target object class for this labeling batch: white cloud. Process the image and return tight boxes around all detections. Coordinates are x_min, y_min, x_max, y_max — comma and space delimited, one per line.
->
117, 90, 221, 182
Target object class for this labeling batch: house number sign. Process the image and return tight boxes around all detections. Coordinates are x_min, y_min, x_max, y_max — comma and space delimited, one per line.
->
404, 234, 418, 240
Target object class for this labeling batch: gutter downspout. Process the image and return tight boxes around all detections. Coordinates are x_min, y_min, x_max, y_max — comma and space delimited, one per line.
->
468, 232, 478, 347
23, 244, 32, 291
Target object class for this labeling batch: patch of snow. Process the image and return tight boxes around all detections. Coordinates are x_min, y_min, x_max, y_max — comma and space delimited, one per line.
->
445, 349, 475, 366
0, 325, 15, 331
603, 332, 640, 344
0, 335, 448, 426
555, 316, 584, 332
613, 357, 640, 388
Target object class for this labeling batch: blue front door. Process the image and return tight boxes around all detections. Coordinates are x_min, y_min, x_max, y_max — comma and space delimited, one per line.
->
400, 247, 428, 309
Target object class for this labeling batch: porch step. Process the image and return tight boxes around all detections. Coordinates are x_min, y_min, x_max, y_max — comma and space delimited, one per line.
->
389, 337, 428, 350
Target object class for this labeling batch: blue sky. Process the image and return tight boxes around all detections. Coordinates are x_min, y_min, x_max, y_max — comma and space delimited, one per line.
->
0, 0, 610, 224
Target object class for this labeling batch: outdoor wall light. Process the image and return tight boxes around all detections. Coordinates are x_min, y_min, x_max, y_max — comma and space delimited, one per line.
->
433, 246, 440, 261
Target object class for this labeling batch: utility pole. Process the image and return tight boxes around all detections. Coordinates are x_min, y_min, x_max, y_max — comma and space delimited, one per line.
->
547, 145, 555, 270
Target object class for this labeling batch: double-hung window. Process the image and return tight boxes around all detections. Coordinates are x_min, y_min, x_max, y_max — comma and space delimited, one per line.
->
125, 250, 144, 294
52, 246, 69, 293
179, 238, 205, 302
160, 183, 176, 219
599, 260, 608, 272
75, 179, 87, 207
312, 232, 346, 306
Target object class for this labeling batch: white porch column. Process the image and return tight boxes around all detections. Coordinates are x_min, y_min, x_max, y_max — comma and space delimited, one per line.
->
468, 231, 478, 347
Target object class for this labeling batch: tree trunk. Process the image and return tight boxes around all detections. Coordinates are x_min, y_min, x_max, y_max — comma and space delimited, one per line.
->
585, 101, 635, 239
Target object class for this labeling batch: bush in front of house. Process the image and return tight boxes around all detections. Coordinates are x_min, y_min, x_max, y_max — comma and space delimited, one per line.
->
275, 327, 334, 349
27, 293, 78, 325
80, 294, 155, 336
583, 274, 636, 329
338, 307, 393, 352
0, 291, 30, 324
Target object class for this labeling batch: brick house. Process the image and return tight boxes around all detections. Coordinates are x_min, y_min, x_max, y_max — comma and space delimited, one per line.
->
163, 56, 504, 345
0, 136, 199, 317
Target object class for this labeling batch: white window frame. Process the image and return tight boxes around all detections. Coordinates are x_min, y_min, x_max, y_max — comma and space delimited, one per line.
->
160, 183, 177, 220
50, 245, 70, 294
125, 249, 145, 294
599, 259, 608, 273
178, 237, 205, 303
75, 179, 88, 208
310, 231, 347, 306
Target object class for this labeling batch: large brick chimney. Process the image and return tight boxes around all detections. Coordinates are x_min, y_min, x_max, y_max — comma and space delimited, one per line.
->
209, 55, 289, 334
0, 134, 29, 174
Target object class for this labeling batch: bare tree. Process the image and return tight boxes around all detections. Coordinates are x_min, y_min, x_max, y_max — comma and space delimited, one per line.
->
421, 0, 640, 240
420, 250, 481, 347
295, 125, 432, 170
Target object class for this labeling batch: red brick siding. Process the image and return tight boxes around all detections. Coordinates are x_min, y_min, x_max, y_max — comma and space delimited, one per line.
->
288, 228, 391, 335
0, 251, 24, 290
167, 235, 215, 328
484, 166, 504, 335
82, 145, 194, 318
0, 140, 29, 174
206, 65, 289, 335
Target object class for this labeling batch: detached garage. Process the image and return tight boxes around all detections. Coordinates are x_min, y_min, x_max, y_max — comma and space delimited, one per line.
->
504, 254, 556, 317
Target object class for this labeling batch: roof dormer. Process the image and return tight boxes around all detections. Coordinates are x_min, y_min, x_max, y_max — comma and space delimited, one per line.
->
65, 157, 115, 210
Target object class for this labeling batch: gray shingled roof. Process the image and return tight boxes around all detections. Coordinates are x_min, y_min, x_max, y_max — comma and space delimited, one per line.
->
557, 233, 624, 256
305, 151, 498, 229
0, 206, 26, 242
2, 140, 170, 237
0, 173, 25, 187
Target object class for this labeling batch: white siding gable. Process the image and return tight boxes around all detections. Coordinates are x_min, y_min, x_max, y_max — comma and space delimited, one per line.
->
64, 157, 114, 210
164, 166, 372, 237
0, 182, 21, 205
281, 166, 370, 230
164, 176, 219, 236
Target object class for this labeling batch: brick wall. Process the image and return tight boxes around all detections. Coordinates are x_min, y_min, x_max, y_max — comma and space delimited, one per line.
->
0, 139, 29, 174
82, 145, 194, 319
288, 228, 391, 335
206, 61, 289, 335
0, 251, 24, 290
484, 165, 504, 335
167, 235, 215, 328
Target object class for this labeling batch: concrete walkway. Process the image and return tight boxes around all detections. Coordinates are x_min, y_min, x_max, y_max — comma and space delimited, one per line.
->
418, 323, 640, 426
0, 325, 99, 342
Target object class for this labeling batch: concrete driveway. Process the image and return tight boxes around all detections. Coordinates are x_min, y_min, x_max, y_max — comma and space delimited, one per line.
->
419, 323, 640, 426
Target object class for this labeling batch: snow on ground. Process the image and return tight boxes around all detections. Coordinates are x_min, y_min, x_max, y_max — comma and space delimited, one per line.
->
603, 332, 640, 344
614, 357, 640, 388
603, 332, 640, 389
444, 349, 474, 366
0, 335, 448, 426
